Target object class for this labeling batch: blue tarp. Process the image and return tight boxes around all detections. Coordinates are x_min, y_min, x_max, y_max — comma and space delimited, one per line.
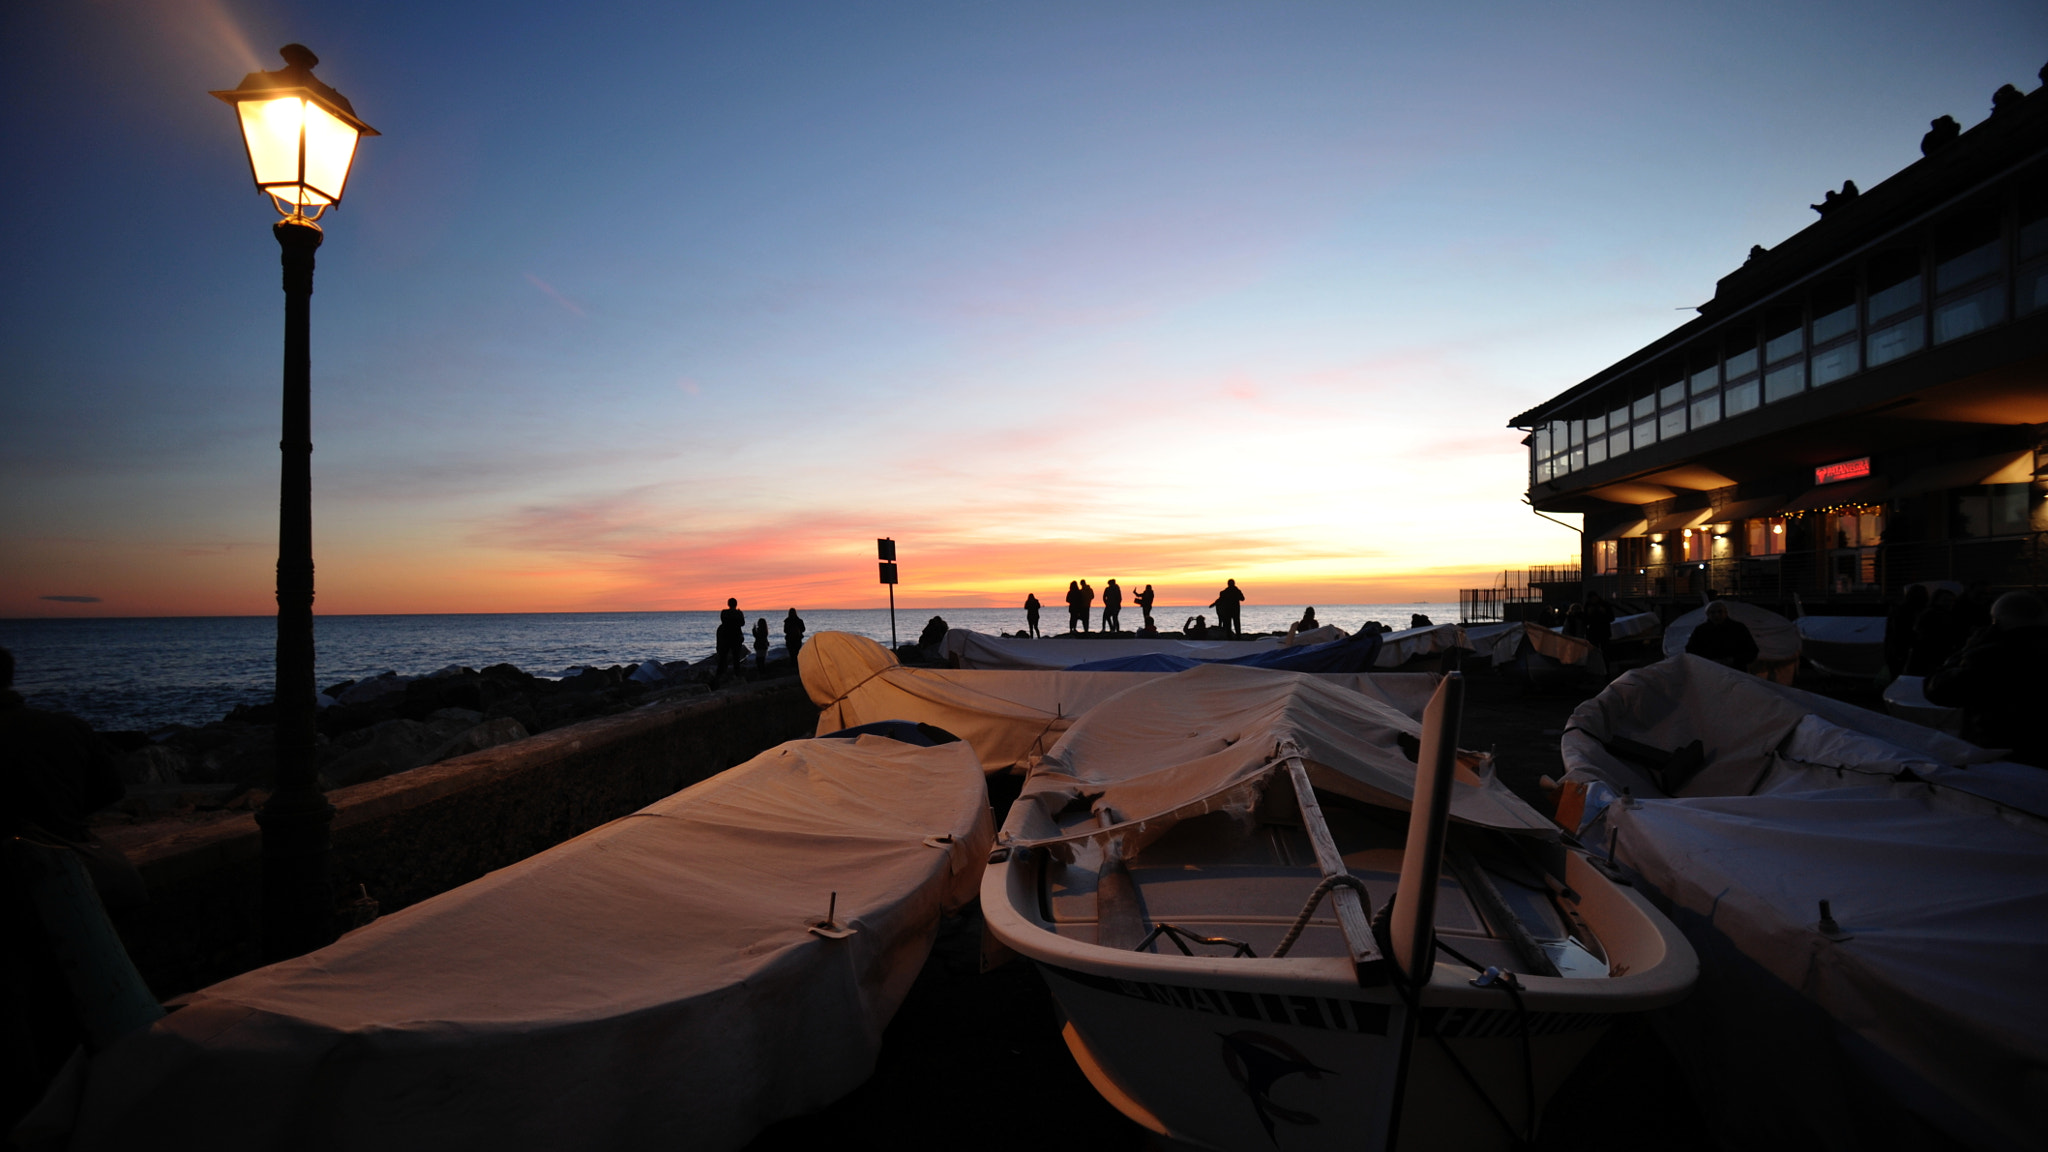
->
1067, 631, 1384, 674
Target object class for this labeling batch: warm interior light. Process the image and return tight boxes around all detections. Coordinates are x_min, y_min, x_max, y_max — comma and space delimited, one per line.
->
1682, 528, 1693, 538
1773, 524, 1784, 534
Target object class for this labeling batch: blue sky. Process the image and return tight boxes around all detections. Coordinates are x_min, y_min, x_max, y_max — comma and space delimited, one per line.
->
3, 0, 2043, 614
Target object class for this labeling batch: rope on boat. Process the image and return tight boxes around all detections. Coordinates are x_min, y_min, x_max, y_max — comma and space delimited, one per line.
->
1269, 873, 1373, 958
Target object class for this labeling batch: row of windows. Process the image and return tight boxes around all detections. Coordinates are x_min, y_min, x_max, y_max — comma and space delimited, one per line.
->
1588, 487, 2034, 571
1532, 180, 2048, 486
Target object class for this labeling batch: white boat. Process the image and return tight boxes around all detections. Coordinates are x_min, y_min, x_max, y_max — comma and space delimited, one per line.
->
60, 733, 993, 1151
1557, 654, 2048, 1151
1794, 613, 1887, 678
980, 663, 1697, 1151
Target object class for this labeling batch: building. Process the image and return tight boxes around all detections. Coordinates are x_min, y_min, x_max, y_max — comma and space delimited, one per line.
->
1507, 69, 2048, 613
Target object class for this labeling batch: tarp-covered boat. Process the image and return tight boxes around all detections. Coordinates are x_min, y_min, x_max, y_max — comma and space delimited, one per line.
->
1662, 601, 1801, 681
940, 629, 1281, 669
1558, 655, 2048, 1152
801, 632, 1438, 774
983, 664, 1697, 1150
1796, 613, 1887, 678
66, 734, 994, 1151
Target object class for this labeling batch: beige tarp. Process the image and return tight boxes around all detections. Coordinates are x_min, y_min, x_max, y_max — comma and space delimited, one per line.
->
1558, 655, 2048, 1151
801, 632, 1445, 777
1457, 622, 1599, 667
70, 735, 993, 1152
1000, 663, 1554, 859
1371, 622, 1464, 666
938, 628, 1279, 669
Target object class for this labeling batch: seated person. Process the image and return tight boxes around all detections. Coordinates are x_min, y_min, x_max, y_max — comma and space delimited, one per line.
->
1685, 601, 1758, 669
1182, 614, 1207, 637
1924, 591, 2048, 766
1297, 606, 1319, 631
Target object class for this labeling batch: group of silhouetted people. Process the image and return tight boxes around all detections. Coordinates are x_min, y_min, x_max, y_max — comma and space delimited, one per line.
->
1029, 580, 1160, 636
713, 599, 805, 686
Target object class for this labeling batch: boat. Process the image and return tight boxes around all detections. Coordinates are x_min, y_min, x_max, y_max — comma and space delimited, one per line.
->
1794, 613, 1888, 678
60, 731, 994, 1151
1661, 600, 1801, 682
979, 662, 1698, 1151
1556, 654, 2048, 1150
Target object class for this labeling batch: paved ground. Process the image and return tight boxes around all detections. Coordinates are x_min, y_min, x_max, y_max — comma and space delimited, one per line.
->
750, 665, 1722, 1151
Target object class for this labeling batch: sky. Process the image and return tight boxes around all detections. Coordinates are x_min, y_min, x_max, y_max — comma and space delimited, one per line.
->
3, 1, 2044, 616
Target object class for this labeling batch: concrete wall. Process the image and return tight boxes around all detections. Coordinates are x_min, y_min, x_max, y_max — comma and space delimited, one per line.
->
111, 680, 818, 999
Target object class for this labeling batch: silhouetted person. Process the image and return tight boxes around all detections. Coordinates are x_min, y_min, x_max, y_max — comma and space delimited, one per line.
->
1745, 244, 1769, 264
1298, 607, 1319, 631
2, 646, 144, 1128
1212, 580, 1245, 637
1102, 579, 1122, 632
1810, 180, 1859, 216
1921, 115, 1960, 156
1079, 580, 1095, 633
1183, 614, 1208, 637
1686, 601, 1758, 670
1064, 582, 1082, 633
1925, 592, 2048, 766
1991, 83, 2025, 116
784, 608, 806, 662
1563, 603, 1586, 638
1885, 585, 1929, 676
714, 598, 746, 684
917, 615, 949, 650
1134, 584, 1156, 630
1024, 593, 1041, 638
752, 618, 770, 673
1583, 591, 1616, 650
1906, 589, 1966, 676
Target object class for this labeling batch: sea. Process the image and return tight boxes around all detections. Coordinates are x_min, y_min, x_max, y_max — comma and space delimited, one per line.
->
0, 603, 1459, 733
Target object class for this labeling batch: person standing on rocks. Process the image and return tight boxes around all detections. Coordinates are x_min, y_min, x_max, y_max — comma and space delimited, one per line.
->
714, 598, 746, 685
1212, 579, 1246, 637
1065, 582, 1084, 633
752, 618, 770, 674
784, 609, 806, 662
1102, 579, 1123, 633
1079, 580, 1095, 633
1134, 584, 1156, 631
1024, 593, 1041, 638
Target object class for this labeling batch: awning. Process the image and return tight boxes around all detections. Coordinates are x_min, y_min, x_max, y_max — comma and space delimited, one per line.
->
1887, 451, 2033, 499
1780, 475, 1888, 514
1593, 518, 1649, 540
1709, 495, 1787, 523
1646, 507, 1713, 534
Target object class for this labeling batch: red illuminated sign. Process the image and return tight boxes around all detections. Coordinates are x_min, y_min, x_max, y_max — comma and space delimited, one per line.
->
1814, 457, 1871, 485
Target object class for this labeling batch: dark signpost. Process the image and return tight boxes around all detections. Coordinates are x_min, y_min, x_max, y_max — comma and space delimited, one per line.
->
877, 538, 899, 650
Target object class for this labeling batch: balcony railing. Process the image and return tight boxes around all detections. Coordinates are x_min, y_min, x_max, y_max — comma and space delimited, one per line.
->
1584, 532, 2044, 601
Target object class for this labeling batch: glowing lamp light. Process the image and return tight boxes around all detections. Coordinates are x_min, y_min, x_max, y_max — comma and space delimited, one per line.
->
1773, 524, 1784, 534
212, 44, 378, 219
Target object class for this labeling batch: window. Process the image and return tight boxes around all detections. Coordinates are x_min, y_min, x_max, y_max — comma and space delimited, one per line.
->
1745, 516, 1787, 555
1633, 417, 1657, 449
1868, 314, 1924, 366
1810, 279, 1857, 345
1764, 360, 1805, 403
1659, 380, 1686, 409
1763, 306, 1803, 365
1828, 506, 1883, 548
1595, 539, 1619, 575
1689, 356, 1718, 395
1935, 285, 2005, 343
1811, 342, 1859, 387
1690, 392, 1720, 427
1955, 484, 2030, 537
1587, 436, 1607, 466
1725, 378, 1761, 415
1723, 331, 1759, 381
1866, 249, 1921, 322
1632, 392, 1655, 421
1681, 528, 1709, 563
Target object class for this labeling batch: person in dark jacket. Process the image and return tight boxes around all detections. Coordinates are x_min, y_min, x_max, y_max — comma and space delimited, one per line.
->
752, 617, 770, 672
1134, 584, 1157, 630
1583, 591, 1616, 651
1102, 579, 1123, 633
1065, 582, 1083, 633
1078, 581, 1095, 633
714, 598, 746, 684
1906, 589, 1966, 676
1924, 592, 2048, 766
1685, 601, 1759, 669
1212, 580, 1246, 637
1885, 585, 1929, 676
784, 609, 806, 661
1023, 594, 1041, 638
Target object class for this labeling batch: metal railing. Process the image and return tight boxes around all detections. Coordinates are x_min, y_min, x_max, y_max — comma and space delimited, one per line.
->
1582, 532, 2045, 601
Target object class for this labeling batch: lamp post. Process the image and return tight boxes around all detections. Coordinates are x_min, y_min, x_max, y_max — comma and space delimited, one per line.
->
212, 45, 377, 961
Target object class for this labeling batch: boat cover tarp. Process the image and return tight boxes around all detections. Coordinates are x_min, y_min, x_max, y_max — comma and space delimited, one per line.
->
1559, 656, 2048, 1151
801, 632, 1441, 775
1371, 622, 1465, 666
69, 735, 994, 1152
1068, 629, 1384, 674
1446, 622, 1600, 668
1796, 614, 1887, 677
1000, 663, 1554, 859
801, 632, 1165, 774
1661, 601, 1801, 663
1882, 674, 1961, 731
1610, 611, 1660, 642
938, 629, 1278, 670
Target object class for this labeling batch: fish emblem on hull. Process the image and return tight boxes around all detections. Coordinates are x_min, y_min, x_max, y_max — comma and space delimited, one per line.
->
1219, 1030, 1337, 1143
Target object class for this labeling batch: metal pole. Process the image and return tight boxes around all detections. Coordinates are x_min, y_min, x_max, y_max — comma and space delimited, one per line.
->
256, 215, 335, 962
889, 583, 897, 651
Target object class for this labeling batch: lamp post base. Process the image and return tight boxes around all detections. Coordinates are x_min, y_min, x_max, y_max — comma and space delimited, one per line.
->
257, 784, 336, 960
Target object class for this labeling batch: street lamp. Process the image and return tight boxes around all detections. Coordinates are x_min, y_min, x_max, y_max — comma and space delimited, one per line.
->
213, 44, 377, 960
